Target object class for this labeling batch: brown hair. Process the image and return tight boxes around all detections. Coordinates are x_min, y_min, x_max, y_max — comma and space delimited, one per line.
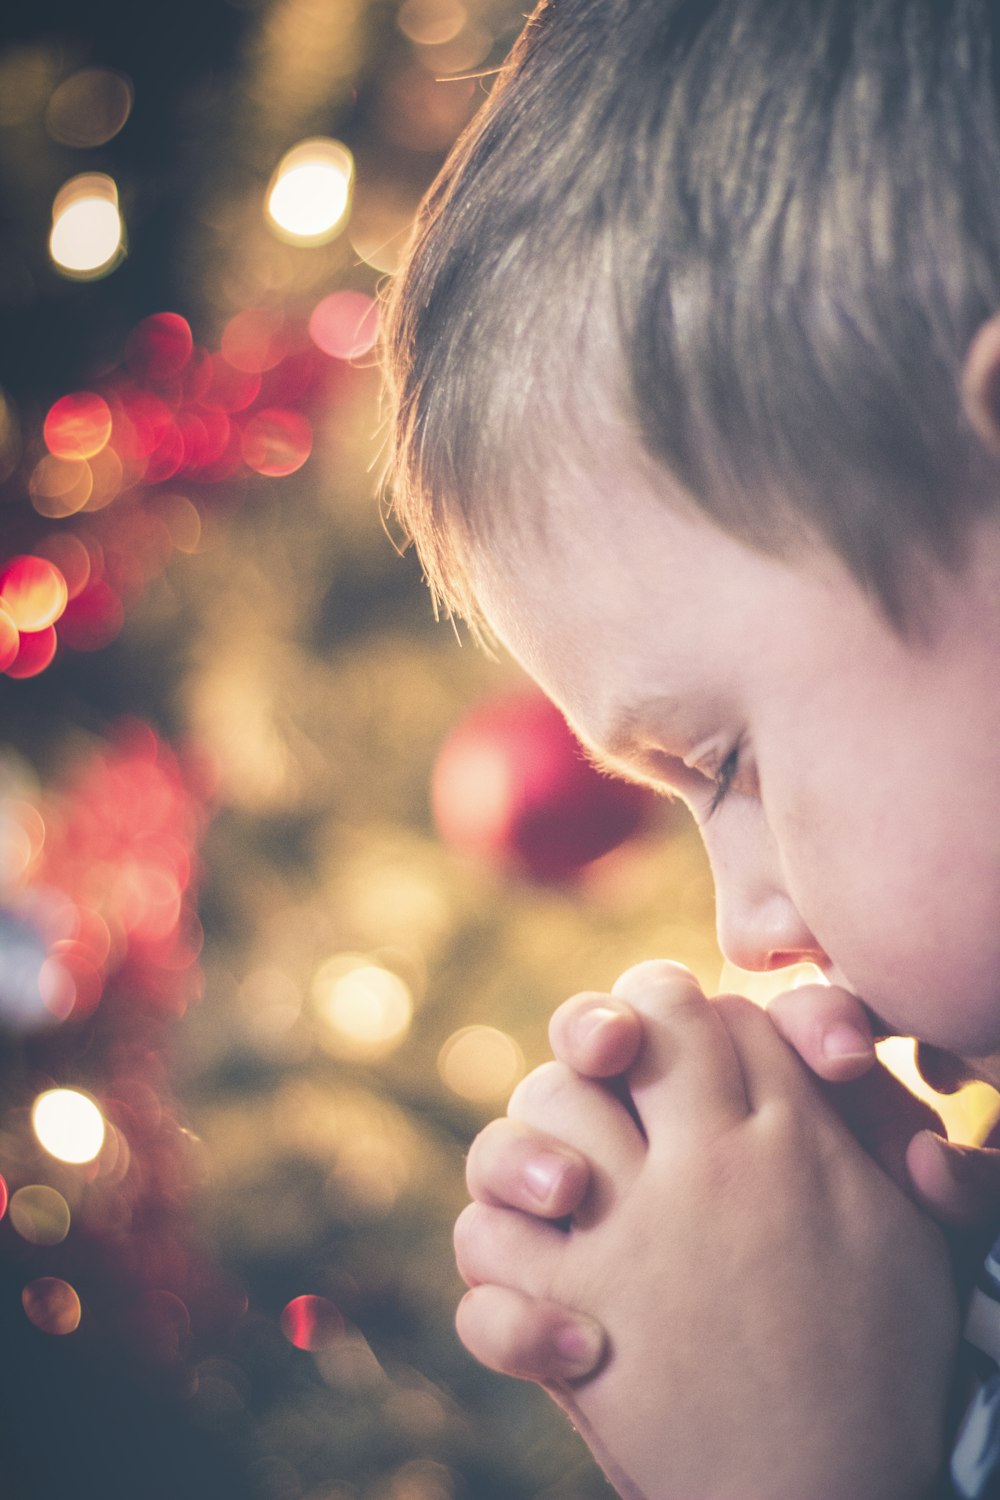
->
382, 0, 1000, 625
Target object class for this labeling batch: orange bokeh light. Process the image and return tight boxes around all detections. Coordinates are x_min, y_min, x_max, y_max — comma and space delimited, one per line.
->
28, 454, 94, 518
0, 606, 18, 671
44, 391, 113, 461
22, 1277, 82, 1336
241, 408, 312, 476
0, 556, 68, 632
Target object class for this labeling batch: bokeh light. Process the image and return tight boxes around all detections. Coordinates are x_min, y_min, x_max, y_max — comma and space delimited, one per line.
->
266, 138, 353, 244
308, 291, 379, 361
5, 625, 58, 679
9, 1184, 71, 1246
0, 607, 18, 671
126, 312, 194, 381
397, 0, 468, 46
280, 1294, 345, 1351
0, 556, 68, 633
44, 391, 113, 460
36, 535, 91, 600
241, 408, 312, 476
29, 454, 94, 518
45, 67, 133, 148
22, 1277, 82, 1336
0, 1173, 7, 1219
32, 1087, 107, 1163
49, 173, 124, 278
312, 955, 413, 1058
220, 310, 287, 375
437, 1025, 524, 1103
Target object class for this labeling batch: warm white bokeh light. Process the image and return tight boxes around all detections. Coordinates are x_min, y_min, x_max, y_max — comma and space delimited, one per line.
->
266, 139, 353, 244
32, 1087, 106, 1164
438, 1025, 525, 1103
313, 955, 413, 1057
49, 174, 124, 277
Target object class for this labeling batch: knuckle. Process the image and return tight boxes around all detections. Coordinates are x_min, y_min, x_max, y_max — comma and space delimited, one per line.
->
611, 959, 704, 1011
452, 1202, 486, 1282
507, 1060, 573, 1122
465, 1117, 511, 1191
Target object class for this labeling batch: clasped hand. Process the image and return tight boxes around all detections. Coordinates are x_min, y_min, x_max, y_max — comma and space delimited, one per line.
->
455, 963, 963, 1500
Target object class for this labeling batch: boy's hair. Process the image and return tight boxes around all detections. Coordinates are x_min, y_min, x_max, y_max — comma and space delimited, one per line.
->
382, 0, 1000, 625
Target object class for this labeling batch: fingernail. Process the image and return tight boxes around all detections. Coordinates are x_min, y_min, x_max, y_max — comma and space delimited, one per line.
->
554, 1318, 606, 1376
822, 1024, 873, 1061
575, 1004, 628, 1046
932, 1135, 997, 1188
523, 1153, 571, 1207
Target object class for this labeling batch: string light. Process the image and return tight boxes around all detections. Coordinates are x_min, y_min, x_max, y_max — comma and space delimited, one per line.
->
312, 955, 413, 1058
32, 1087, 107, 1163
49, 173, 125, 278
265, 138, 353, 245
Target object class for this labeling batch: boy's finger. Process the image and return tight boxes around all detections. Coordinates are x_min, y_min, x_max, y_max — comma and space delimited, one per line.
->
906, 1129, 1000, 1227
466, 1116, 590, 1219
454, 1200, 563, 1291
456, 1284, 606, 1383
713, 993, 824, 1111
611, 960, 749, 1137
548, 992, 644, 1078
766, 984, 877, 1081
506, 1061, 644, 1203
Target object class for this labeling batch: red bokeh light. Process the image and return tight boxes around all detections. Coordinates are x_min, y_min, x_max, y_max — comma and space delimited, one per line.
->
0, 1174, 7, 1220
199, 354, 261, 414
221, 308, 289, 374
280, 1294, 344, 1351
308, 290, 379, 361
241, 408, 312, 476
0, 555, 69, 631
44, 391, 113, 461
125, 312, 194, 382
0, 605, 19, 671
58, 579, 125, 652
431, 689, 654, 882
6, 625, 58, 679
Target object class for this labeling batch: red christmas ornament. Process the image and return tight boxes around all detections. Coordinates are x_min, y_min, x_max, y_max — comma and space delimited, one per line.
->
431, 689, 653, 881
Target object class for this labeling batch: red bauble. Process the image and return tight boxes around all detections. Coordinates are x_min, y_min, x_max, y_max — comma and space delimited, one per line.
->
431, 688, 653, 882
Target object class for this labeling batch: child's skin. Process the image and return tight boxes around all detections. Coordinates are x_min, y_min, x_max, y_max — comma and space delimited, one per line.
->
446, 366, 1000, 1496
457, 963, 956, 1500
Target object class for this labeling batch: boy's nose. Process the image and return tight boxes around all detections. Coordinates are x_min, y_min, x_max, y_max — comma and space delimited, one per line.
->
702, 802, 826, 974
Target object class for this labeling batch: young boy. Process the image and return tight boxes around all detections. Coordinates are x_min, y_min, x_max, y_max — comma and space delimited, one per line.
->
381, 0, 1000, 1493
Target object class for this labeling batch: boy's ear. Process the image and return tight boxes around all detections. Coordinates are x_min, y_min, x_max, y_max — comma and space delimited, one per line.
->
961, 313, 1000, 455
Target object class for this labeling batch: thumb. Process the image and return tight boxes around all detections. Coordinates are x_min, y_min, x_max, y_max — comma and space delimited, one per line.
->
906, 1128, 1000, 1228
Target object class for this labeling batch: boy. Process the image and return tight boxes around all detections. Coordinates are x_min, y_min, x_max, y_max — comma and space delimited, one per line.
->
381, 0, 1000, 1493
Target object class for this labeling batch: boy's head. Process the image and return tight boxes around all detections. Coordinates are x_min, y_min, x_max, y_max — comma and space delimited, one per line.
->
382, 0, 1000, 1072
385, 0, 1000, 625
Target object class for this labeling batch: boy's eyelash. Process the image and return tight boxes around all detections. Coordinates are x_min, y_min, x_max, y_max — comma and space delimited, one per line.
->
706, 741, 742, 818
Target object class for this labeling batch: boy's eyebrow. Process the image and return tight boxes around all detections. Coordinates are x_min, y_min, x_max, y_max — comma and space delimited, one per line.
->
583, 695, 685, 770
